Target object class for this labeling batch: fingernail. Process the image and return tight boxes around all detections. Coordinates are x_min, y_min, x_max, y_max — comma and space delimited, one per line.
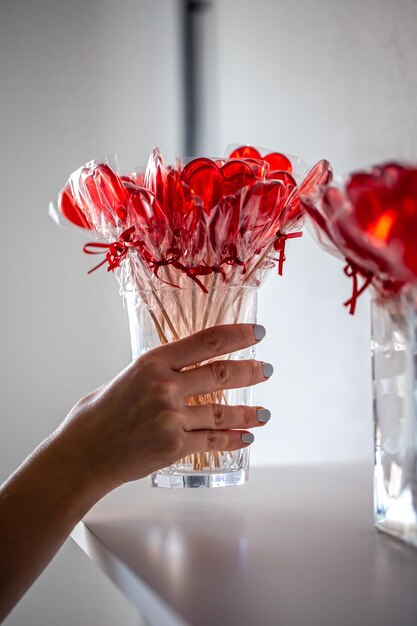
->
257, 408, 271, 423
253, 324, 266, 342
241, 432, 254, 444
262, 362, 274, 378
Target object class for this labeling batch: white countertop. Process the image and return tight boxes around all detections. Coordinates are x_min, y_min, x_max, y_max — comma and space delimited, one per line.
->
71, 464, 417, 626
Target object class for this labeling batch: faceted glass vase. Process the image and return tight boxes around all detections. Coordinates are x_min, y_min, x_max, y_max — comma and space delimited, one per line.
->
372, 294, 417, 547
125, 285, 258, 488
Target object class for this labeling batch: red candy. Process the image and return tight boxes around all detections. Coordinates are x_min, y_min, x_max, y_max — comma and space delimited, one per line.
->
303, 161, 417, 312
127, 187, 168, 251
264, 152, 293, 174
58, 183, 92, 229
228, 146, 261, 160
76, 162, 128, 226
347, 165, 417, 281
182, 158, 257, 213
182, 159, 223, 214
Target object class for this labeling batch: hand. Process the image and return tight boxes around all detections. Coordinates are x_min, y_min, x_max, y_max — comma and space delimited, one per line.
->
56, 323, 273, 494
0, 323, 272, 620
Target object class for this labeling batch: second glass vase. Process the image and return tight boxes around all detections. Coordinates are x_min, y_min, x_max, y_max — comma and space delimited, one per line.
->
125, 285, 258, 488
372, 294, 417, 547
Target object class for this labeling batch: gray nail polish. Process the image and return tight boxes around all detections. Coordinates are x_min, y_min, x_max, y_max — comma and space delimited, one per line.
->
257, 408, 271, 423
241, 432, 255, 444
262, 362, 274, 378
253, 324, 266, 341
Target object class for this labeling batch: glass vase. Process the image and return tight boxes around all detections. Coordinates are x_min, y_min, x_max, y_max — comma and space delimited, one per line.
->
125, 285, 258, 488
372, 294, 417, 547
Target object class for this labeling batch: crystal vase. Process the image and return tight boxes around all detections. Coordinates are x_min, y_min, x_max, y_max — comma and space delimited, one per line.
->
125, 285, 258, 488
372, 294, 417, 546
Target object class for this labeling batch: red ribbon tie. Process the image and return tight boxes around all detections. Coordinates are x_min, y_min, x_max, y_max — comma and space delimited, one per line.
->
273, 231, 303, 276
343, 260, 373, 315
83, 226, 140, 274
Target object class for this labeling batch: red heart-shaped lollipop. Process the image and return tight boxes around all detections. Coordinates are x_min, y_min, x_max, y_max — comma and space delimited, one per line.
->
74, 162, 128, 227
228, 146, 262, 160
239, 180, 294, 246
165, 169, 207, 263
183, 157, 259, 214
207, 194, 239, 263
58, 183, 92, 229
127, 187, 169, 253
241, 158, 269, 179
165, 168, 203, 223
347, 164, 417, 281
182, 158, 224, 214
264, 152, 293, 174
221, 160, 256, 196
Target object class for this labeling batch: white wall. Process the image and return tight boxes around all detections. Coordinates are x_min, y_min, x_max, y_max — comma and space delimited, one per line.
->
204, 0, 417, 466
0, 1, 181, 624
2, 0, 417, 624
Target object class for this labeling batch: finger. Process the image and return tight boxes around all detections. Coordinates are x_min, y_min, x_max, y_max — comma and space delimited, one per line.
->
180, 359, 273, 396
183, 404, 271, 431
183, 429, 255, 455
151, 324, 266, 371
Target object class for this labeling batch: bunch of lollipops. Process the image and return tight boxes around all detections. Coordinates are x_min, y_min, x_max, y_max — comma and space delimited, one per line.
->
54, 144, 332, 474
56, 145, 332, 300
302, 162, 417, 314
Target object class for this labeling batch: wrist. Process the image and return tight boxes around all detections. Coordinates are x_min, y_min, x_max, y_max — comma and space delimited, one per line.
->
39, 430, 113, 522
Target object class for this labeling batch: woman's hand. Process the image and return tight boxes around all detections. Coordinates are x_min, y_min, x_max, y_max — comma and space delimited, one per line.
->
0, 323, 272, 620
58, 323, 273, 494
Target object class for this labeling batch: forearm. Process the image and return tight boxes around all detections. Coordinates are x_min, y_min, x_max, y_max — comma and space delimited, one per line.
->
0, 432, 108, 622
